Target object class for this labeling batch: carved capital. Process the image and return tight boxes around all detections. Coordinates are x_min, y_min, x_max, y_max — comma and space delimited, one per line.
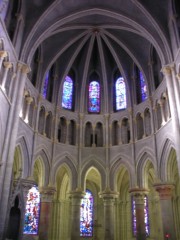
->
0, 50, 7, 58
40, 186, 56, 202
99, 187, 119, 200
154, 183, 174, 199
79, 113, 84, 119
129, 188, 149, 204
161, 66, 172, 76
26, 96, 33, 104
104, 114, 110, 120
21, 64, 31, 74
3, 61, 12, 69
69, 188, 85, 203
20, 178, 36, 199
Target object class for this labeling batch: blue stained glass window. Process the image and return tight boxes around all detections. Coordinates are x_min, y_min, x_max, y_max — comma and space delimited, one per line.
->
115, 77, 127, 110
88, 81, 100, 113
80, 189, 93, 237
132, 197, 137, 236
62, 76, 73, 110
23, 186, 40, 235
139, 71, 147, 101
0, 0, 9, 20
132, 195, 150, 237
42, 72, 49, 98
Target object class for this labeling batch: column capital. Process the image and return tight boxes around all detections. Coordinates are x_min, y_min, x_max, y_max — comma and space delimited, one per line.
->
69, 188, 85, 199
45, 111, 49, 117
104, 113, 110, 120
161, 66, 172, 76
40, 186, 56, 202
99, 187, 119, 200
128, 107, 133, 115
154, 183, 174, 199
79, 113, 84, 120
20, 178, 36, 199
176, 73, 180, 81
17, 62, 31, 74
129, 187, 149, 203
0, 50, 7, 58
21, 64, 31, 74
3, 61, 12, 69
26, 96, 33, 104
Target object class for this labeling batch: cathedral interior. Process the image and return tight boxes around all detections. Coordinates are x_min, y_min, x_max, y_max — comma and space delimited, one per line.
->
0, 0, 180, 239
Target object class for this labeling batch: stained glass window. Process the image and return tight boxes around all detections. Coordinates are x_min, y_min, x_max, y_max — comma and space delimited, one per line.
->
42, 72, 49, 98
0, 0, 9, 20
80, 189, 93, 237
144, 195, 150, 236
23, 186, 40, 235
88, 81, 100, 113
139, 71, 147, 101
132, 197, 137, 236
62, 76, 73, 110
115, 77, 127, 110
132, 195, 150, 237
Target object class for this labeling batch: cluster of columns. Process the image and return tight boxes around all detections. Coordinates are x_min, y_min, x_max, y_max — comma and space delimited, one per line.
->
0, 61, 30, 240
129, 184, 175, 240
68, 188, 119, 240
2, 178, 177, 240
0, 50, 15, 98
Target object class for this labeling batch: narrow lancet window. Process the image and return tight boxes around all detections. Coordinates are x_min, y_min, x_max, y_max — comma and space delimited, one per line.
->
139, 71, 147, 102
115, 76, 127, 110
42, 72, 49, 98
88, 81, 100, 113
62, 76, 73, 110
23, 186, 40, 235
80, 189, 94, 237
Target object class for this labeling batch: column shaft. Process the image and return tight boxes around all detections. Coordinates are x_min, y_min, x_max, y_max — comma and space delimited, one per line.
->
100, 189, 119, 240
39, 187, 56, 240
69, 189, 85, 240
154, 183, 176, 239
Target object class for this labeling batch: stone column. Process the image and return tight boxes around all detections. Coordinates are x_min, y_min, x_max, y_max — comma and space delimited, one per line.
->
170, 64, 180, 121
134, 118, 138, 141
159, 100, 166, 125
141, 113, 146, 138
69, 188, 85, 240
92, 124, 96, 147
0, 63, 30, 240
1, 61, 12, 90
162, 66, 180, 171
53, 107, 59, 142
19, 90, 29, 118
0, 51, 7, 72
43, 111, 49, 136
39, 186, 56, 240
99, 188, 119, 240
66, 120, 70, 144
128, 107, 133, 143
154, 183, 176, 239
8, 72, 16, 100
24, 96, 33, 123
129, 188, 149, 240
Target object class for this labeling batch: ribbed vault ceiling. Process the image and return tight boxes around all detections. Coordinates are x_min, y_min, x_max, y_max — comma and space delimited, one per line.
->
20, 0, 172, 99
